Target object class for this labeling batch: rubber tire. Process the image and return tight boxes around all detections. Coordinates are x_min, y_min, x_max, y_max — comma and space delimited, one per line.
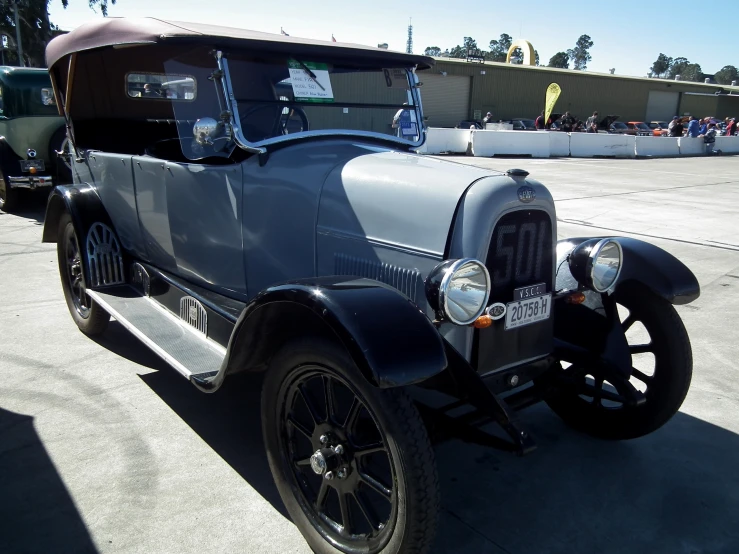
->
0, 171, 20, 212
546, 282, 692, 440
262, 338, 439, 554
49, 126, 72, 184
57, 213, 109, 335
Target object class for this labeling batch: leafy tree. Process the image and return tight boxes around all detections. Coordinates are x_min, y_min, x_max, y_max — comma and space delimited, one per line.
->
424, 46, 441, 57
448, 44, 465, 58
714, 65, 739, 84
0, 1, 116, 67
534, 50, 540, 66
548, 51, 569, 69
509, 47, 523, 64
62, 0, 117, 17
566, 34, 594, 70
681, 63, 703, 82
650, 53, 672, 78
668, 57, 690, 79
487, 33, 512, 62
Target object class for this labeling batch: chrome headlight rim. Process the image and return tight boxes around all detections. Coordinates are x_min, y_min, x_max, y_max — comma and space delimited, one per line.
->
587, 238, 623, 293
438, 258, 491, 325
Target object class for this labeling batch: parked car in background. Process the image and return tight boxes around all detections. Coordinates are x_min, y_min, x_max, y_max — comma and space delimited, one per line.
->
649, 121, 670, 136
43, 18, 701, 554
456, 119, 483, 129
609, 121, 630, 134
626, 122, 653, 136
506, 118, 537, 131
0, 67, 71, 212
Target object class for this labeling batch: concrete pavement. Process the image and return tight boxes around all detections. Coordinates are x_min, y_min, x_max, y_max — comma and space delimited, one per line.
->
2, 156, 739, 553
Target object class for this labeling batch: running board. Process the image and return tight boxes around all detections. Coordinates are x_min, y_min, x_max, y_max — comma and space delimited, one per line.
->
88, 286, 226, 383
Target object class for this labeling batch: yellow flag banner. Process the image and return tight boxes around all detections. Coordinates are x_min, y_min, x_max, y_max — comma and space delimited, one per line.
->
544, 83, 561, 126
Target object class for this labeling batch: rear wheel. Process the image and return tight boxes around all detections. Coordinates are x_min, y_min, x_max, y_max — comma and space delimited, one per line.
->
262, 338, 439, 554
57, 213, 109, 335
547, 282, 692, 440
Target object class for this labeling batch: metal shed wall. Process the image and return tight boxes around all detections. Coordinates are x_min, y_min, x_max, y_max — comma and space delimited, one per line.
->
421, 60, 739, 125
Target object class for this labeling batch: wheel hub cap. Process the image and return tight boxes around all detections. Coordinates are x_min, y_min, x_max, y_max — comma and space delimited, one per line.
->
310, 448, 339, 475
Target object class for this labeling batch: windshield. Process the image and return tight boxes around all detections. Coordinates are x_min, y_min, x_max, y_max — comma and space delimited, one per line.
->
517, 119, 536, 129
228, 57, 419, 144
635, 122, 650, 130
163, 48, 422, 158
612, 122, 627, 129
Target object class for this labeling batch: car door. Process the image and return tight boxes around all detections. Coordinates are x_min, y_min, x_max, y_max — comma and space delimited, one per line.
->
133, 157, 247, 298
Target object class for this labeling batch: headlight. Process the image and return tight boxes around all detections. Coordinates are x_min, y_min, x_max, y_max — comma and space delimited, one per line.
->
568, 238, 623, 293
425, 258, 491, 325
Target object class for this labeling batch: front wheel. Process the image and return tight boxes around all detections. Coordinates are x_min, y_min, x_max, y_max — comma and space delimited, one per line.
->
0, 172, 20, 212
57, 213, 109, 335
546, 282, 692, 440
262, 338, 439, 554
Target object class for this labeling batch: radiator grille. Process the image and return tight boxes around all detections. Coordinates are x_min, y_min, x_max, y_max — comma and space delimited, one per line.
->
485, 210, 553, 302
86, 222, 125, 287
334, 253, 421, 303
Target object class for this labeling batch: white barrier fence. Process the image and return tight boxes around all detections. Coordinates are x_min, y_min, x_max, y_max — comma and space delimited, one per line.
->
419, 127, 739, 158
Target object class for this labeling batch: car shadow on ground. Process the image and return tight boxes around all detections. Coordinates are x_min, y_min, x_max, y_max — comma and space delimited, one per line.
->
0, 407, 99, 554
104, 334, 739, 553
0, 194, 47, 224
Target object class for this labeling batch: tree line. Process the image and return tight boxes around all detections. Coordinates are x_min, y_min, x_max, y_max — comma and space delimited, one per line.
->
649, 53, 737, 84
0, 0, 115, 67
424, 34, 595, 70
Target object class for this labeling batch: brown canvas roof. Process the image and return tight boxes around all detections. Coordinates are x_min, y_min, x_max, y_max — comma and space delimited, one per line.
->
46, 17, 434, 70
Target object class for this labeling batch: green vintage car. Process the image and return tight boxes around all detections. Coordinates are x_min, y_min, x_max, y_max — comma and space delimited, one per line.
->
0, 66, 69, 212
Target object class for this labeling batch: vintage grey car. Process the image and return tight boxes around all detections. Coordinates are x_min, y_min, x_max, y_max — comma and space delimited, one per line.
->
43, 19, 700, 554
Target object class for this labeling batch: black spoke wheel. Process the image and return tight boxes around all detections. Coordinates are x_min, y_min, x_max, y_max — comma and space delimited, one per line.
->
547, 281, 692, 440
56, 213, 109, 335
262, 338, 439, 554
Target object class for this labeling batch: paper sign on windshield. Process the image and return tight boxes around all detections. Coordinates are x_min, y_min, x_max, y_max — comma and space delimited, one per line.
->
383, 68, 408, 88
288, 60, 334, 102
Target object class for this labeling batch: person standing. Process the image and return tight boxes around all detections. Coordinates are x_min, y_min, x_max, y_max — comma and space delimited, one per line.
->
703, 123, 718, 154
686, 116, 701, 137
482, 112, 494, 126
535, 111, 545, 130
585, 111, 599, 133
726, 117, 736, 136
560, 111, 576, 132
669, 118, 684, 137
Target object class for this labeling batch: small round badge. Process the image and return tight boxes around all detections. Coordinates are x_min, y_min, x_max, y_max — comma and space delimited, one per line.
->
486, 302, 507, 320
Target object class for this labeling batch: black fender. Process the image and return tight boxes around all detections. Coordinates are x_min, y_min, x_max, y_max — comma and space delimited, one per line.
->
196, 277, 448, 392
556, 236, 700, 305
42, 183, 119, 286
0, 136, 22, 180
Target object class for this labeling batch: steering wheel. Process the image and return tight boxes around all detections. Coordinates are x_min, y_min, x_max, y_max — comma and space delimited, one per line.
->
239, 103, 309, 141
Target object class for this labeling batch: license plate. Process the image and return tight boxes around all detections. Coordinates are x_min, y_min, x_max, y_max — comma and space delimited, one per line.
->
20, 160, 44, 172
505, 293, 551, 330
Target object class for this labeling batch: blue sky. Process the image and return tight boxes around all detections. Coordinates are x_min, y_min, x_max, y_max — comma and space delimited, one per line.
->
47, 0, 738, 78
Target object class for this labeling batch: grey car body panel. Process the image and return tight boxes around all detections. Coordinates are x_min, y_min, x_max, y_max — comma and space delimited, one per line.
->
84, 152, 147, 259
318, 150, 494, 257
132, 156, 180, 274
165, 162, 246, 297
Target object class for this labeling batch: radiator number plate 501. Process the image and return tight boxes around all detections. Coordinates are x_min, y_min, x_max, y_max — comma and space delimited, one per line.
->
505, 292, 551, 330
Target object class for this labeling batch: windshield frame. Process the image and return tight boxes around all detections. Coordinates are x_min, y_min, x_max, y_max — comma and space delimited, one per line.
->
217, 51, 426, 153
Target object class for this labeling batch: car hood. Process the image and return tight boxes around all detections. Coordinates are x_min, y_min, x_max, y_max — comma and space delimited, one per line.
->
318, 149, 498, 257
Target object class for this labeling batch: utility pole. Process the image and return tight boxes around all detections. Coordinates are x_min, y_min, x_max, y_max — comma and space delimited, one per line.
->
12, 0, 23, 66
